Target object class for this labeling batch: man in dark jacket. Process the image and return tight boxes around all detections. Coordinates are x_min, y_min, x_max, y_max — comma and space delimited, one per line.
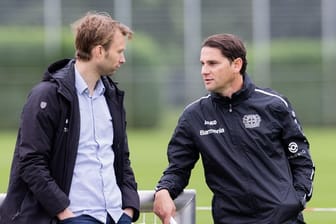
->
0, 12, 140, 224
153, 34, 315, 224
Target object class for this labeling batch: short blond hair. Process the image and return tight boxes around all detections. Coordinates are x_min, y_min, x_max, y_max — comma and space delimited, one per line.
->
71, 11, 133, 61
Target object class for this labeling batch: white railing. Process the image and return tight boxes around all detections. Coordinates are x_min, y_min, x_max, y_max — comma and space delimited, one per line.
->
0, 193, 5, 205
0, 190, 196, 224
137, 189, 196, 224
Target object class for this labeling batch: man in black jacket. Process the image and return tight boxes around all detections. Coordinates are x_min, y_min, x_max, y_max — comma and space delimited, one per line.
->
153, 34, 315, 224
0, 12, 139, 224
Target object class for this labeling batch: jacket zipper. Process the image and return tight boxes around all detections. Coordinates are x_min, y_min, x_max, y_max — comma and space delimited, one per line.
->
64, 118, 69, 132
229, 104, 233, 112
11, 210, 20, 220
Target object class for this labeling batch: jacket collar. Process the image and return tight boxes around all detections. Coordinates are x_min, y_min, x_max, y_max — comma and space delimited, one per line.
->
211, 74, 255, 105
43, 59, 76, 101
42, 59, 124, 101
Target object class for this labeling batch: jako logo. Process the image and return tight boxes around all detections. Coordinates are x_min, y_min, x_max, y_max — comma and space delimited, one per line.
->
204, 120, 217, 125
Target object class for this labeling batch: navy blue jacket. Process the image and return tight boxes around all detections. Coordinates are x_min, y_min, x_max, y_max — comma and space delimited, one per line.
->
156, 75, 314, 223
0, 59, 140, 224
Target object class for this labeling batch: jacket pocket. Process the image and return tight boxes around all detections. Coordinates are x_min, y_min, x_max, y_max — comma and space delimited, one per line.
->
272, 186, 303, 224
9, 191, 29, 221
13, 191, 52, 223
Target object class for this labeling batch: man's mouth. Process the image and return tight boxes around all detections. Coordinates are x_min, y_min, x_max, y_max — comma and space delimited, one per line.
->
204, 78, 213, 84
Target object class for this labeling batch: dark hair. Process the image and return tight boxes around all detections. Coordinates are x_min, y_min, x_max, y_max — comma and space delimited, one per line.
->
71, 11, 133, 61
202, 33, 247, 75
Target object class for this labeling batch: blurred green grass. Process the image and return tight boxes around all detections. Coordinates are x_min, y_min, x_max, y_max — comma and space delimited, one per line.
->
1, 111, 336, 223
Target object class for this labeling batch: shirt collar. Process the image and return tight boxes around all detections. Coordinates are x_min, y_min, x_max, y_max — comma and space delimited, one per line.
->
74, 65, 105, 96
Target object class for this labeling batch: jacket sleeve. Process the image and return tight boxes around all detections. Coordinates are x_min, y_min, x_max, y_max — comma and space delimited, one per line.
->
276, 99, 315, 206
17, 83, 70, 216
156, 112, 200, 199
120, 134, 140, 222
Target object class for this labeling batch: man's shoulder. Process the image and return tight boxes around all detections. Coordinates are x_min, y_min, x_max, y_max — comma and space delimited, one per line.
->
253, 87, 289, 108
178, 94, 212, 122
184, 94, 211, 111
30, 79, 58, 97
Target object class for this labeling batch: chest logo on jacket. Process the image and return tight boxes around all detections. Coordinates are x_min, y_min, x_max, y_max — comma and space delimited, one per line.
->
204, 120, 217, 125
200, 119, 224, 136
242, 114, 261, 128
200, 128, 225, 136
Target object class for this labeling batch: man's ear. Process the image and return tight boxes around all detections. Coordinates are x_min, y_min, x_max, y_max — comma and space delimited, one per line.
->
91, 45, 104, 59
232, 57, 243, 73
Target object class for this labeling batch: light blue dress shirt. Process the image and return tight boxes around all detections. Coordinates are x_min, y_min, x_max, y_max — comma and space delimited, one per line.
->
68, 66, 123, 223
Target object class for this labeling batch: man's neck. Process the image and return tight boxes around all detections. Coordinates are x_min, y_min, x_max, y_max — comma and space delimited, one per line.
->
221, 74, 244, 98
75, 60, 100, 96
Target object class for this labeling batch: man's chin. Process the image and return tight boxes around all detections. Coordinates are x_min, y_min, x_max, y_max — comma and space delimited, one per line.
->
204, 85, 213, 92
106, 71, 116, 76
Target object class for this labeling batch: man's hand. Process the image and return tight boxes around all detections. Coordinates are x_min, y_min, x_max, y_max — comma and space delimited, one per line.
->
57, 207, 75, 220
153, 189, 176, 224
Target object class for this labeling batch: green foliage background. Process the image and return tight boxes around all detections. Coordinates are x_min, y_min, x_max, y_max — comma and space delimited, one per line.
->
0, 27, 331, 130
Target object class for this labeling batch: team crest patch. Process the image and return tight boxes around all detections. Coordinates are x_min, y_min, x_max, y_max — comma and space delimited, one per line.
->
243, 114, 261, 128
40, 101, 47, 109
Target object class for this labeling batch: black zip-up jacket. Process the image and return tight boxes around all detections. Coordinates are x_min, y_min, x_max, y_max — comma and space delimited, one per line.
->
156, 75, 315, 224
0, 59, 140, 224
